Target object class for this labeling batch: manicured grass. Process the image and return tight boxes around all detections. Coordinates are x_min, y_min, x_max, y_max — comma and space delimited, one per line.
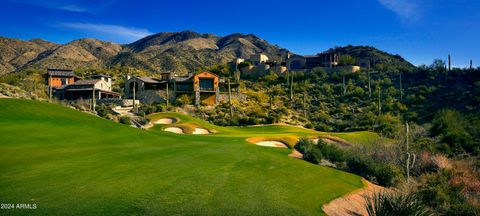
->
0, 99, 366, 215
329, 131, 390, 146
147, 112, 384, 146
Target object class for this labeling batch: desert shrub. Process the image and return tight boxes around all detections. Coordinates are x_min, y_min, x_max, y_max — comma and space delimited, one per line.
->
138, 103, 163, 116
295, 138, 401, 186
375, 113, 403, 138
346, 156, 401, 187
136, 117, 149, 125
346, 156, 374, 177
450, 160, 480, 209
295, 138, 323, 164
71, 99, 91, 111
373, 163, 402, 187
413, 137, 438, 153
416, 170, 480, 215
431, 109, 479, 155
317, 140, 345, 163
294, 138, 313, 153
119, 116, 131, 125
314, 123, 333, 132
365, 191, 433, 216
96, 104, 113, 118
176, 94, 193, 106
303, 146, 323, 164
411, 151, 443, 176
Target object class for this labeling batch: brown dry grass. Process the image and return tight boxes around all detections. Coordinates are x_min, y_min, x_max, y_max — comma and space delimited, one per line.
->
451, 160, 480, 208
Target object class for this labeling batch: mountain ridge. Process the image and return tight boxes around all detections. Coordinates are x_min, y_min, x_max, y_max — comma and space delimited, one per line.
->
0, 31, 414, 75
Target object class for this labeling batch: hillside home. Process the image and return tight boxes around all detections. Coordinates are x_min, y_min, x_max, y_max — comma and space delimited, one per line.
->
286, 52, 360, 73
288, 52, 340, 70
46, 69, 80, 88
124, 71, 219, 106
55, 79, 120, 100
237, 53, 287, 77
46, 70, 121, 100
250, 53, 269, 66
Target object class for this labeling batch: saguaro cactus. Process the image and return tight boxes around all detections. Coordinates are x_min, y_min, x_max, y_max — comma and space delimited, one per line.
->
377, 86, 382, 116
166, 83, 169, 109
405, 123, 416, 183
368, 67, 372, 99
448, 54, 451, 72
399, 72, 403, 102
290, 72, 294, 102
228, 78, 233, 117
302, 86, 308, 118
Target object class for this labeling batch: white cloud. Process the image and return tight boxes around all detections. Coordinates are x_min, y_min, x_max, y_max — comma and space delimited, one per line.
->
378, 0, 419, 20
7, 0, 114, 13
59, 22, 153, 42
57, 5, 88, 13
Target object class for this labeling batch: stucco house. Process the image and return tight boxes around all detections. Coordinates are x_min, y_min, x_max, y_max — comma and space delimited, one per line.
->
124, 71, 219, 106
46, 69, 80, 88
47, 70, 120, 100
286, 52, 360, 73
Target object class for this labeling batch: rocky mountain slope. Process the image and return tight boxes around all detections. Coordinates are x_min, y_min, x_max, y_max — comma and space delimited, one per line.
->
327, 45, 415, 71
0, 31, 288, 75
0, 31, 414, 75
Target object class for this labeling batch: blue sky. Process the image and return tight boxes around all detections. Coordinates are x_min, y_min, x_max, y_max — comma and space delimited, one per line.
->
1, 0, 479, 66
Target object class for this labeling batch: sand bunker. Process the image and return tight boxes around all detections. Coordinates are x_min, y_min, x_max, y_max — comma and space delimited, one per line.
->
288, 149, 303, 158
255, 141, 288, 148
322, 181, 388, 216
192, 127, 210, 135
164, 127, 184, 134
155, 118, 177, 124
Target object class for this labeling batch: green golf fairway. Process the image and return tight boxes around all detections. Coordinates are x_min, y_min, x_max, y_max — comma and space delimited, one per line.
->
0, 99, 367, 215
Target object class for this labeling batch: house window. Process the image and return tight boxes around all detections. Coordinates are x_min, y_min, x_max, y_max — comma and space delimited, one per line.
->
61, 78, 68, 85
177, 83, 193, 91
199, 78, 214, 91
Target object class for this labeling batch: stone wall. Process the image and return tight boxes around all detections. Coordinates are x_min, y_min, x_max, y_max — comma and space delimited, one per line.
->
135, 90, 174, 104
97, 98, 139, 106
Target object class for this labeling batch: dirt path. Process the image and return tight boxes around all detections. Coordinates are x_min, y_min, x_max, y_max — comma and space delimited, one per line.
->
322, 180, 387, 216
112, 106, 136, 118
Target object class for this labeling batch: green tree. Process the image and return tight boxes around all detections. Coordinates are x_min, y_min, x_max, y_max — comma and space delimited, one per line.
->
339, 55, 356, 66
